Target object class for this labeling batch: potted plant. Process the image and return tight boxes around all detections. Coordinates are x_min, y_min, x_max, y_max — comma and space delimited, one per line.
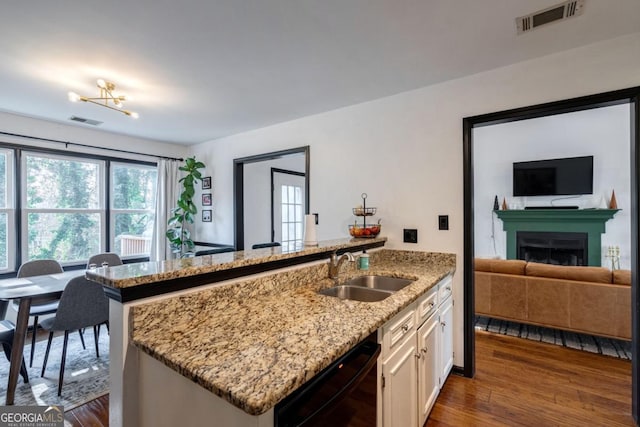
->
166, 156, 206, 258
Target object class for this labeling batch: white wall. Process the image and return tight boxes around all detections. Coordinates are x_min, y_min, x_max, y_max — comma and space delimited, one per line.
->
0, 111, 188, 161
189, 33, 640, 369
474, 104, 631, 268
243, 154, 305, 248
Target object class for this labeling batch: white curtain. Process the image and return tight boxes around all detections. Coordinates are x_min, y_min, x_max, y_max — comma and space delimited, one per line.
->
150, 159, 181, 261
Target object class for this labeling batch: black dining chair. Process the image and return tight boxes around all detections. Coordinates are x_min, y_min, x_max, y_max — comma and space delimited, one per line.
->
0, 319, 29, 383
40, 276, 109, 396
12, 259, 63, 368
86, 252, 123, 268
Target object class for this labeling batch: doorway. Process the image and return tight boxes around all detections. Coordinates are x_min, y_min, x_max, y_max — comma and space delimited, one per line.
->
272, 168, 306, 252
233, 146, 310, 250
462, 87, 640, 421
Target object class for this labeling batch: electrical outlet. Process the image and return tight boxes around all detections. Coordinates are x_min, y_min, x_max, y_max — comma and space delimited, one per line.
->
438, 215, 449, 230
403, 229, 418, 243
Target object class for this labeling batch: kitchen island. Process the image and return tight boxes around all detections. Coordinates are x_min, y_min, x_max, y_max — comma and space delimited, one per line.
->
127, 249, 455, 426
88, 237, 389, 427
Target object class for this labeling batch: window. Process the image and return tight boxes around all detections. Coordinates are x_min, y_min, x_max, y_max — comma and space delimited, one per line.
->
0, 149, 15, 272
111, 163, 157, 257
280, 184, 303, 252
22, 152, 104, 264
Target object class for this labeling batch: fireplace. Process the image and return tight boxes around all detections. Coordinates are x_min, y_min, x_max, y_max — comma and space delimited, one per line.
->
516, 231, 588, 266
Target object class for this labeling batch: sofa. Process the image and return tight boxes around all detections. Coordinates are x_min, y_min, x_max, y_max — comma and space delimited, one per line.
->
475, 258, 631, 341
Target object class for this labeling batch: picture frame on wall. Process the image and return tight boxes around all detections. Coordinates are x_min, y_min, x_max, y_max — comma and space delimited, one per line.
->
202, 209, 212, 222
202, 176, 212, 190
202, 193, 212, 206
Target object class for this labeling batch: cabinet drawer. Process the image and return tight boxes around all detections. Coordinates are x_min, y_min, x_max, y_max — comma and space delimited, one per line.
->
381, 303, 416, 357
416, 286, 438, 328
438, 276, 453, 305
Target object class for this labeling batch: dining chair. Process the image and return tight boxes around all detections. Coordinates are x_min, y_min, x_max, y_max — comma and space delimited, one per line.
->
86, 252, 123, 268
40, 276, 109, 396
0, 320, 29, 383
14, 259, 63, 368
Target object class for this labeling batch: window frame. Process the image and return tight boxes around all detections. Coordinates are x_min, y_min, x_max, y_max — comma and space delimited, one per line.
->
109, 162, 158, 260
20, 151, 106, 266
0, 148, 16, 274
0, 141, 157, 277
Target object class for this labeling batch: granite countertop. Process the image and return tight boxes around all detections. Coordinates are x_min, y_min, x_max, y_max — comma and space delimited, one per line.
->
130, 249, 456, 416
86, 237, 386, 289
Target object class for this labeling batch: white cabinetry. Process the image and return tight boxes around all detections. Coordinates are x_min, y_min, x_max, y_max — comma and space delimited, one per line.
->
438, 289, 454, 386
378, 274, 453, 427
381, 330, 418, 427
417, 312, 439, 426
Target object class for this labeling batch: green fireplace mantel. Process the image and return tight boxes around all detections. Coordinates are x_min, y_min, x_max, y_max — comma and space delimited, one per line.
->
495, 209, 620, 266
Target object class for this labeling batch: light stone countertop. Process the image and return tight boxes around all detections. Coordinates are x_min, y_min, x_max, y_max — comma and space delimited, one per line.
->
130, 249, 456, 416
87, 237, 386, 289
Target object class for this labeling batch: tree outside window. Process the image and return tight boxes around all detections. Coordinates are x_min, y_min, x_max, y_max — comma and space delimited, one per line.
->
111, 163, 157, 257
24, 153, 102, 263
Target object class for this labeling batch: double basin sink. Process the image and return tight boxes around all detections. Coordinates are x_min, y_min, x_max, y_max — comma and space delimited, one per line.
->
319, 275, 414, 302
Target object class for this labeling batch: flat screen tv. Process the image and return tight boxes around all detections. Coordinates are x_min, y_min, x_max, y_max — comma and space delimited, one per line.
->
513, 156, 593, 196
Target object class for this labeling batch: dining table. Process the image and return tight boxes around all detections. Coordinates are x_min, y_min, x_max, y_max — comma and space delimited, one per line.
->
0, 270, 83, 405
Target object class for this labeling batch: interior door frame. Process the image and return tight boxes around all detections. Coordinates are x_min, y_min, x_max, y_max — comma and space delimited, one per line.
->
233, 146, 310, 250
462, 86, 640, 422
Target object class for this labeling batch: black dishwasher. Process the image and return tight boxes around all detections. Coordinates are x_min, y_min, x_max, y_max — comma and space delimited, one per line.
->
274, 333, 380, 427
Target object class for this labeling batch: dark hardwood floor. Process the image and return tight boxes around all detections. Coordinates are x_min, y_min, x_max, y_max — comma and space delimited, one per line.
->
427, 331, 634, 427
63, 331, 634, 426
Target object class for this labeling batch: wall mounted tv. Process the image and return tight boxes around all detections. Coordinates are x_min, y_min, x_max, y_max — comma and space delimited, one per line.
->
513, 156, 593, 197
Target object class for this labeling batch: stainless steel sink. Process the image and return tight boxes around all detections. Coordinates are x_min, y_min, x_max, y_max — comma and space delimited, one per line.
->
318, 285, 393, 302
318, 276, 414, 302
343, 275, 414, 292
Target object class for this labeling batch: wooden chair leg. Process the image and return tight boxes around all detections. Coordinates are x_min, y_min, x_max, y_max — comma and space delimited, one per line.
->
93, 325, 100, 357
58, 330, 69, 396
41, 331, 54, 377
30, 315, 38, 367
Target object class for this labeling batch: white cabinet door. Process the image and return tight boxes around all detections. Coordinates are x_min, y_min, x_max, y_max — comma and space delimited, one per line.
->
417, 312, 439, 426
382, 330, 418, 427
439, 295, 454, 386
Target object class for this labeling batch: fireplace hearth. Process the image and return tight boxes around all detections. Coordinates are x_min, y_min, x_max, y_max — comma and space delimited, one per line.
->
517, 231, 588, 266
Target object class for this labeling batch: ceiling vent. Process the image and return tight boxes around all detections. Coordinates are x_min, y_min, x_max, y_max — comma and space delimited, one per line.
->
516, 0, 585, 34
69, 116, 103, 126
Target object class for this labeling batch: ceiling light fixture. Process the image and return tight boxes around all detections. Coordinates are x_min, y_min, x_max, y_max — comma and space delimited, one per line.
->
68, 79, 139, 118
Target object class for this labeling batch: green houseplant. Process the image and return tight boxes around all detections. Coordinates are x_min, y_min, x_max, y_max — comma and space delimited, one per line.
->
166, 156, 206, 257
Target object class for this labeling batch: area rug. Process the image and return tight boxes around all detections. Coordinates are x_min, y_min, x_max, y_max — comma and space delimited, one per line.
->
0, 328, 109, 411
475, 316, 632, 360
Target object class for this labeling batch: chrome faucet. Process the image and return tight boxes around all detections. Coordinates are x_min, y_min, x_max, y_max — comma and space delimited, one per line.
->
328, 252, 356, 279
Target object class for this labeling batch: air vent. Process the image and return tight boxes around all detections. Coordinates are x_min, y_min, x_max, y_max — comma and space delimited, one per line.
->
69, 116, 103, 126
516, 0, 584, 35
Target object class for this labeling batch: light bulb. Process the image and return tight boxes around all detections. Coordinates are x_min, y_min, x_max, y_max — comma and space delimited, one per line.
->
130, 111, 139, 119
114, 99, 123, 108
68, 92, 81, 102
96, 79, 106, 89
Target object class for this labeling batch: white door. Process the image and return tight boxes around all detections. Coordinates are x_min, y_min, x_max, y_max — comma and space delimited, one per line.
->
382, 331, 418, 427
417, 313, 439, 426
272, 170, 305, 252
439, 296, 454, 385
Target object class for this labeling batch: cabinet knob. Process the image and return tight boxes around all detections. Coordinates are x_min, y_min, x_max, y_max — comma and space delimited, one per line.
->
421, 347, 428, 354
445, 286, 451, 291
441, 322, 446, 328
415, 352, 421, 359
401, 324, 409, 333
429, 302, 435, 308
